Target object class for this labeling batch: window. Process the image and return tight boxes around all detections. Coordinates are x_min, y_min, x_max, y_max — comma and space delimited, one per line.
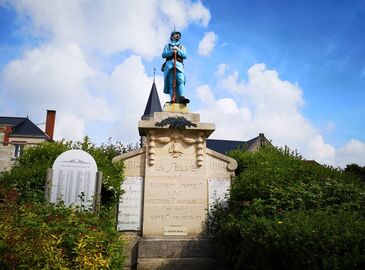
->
13, 144, 24, 158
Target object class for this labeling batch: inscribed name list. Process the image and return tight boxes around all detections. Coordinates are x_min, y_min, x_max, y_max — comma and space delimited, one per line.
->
143, 156, 207, 235
50, 150, 97, 209
117, 176, 143, 231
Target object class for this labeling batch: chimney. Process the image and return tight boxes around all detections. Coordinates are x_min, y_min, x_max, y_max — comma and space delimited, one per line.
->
45, 110, 56, 140
2, 126, 12, 146
259, 133, 265, 147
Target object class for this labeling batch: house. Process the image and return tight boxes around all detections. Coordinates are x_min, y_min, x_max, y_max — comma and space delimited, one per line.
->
206, 133, 272, 154
0, 110, 56, 171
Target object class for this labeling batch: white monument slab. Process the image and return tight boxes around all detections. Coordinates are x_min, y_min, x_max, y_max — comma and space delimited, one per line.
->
50, 150, 98, 209
208, 178, 231, 210
117, 176, 143, 231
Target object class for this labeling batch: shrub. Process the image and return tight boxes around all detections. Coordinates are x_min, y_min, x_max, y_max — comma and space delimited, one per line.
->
0, 137, 133, 269
0, 186, 124, 269
0, 140, 70, 202
210, 147, 365, 269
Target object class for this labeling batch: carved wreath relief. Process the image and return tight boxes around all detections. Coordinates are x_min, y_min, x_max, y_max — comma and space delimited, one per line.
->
147, 130, 205, 167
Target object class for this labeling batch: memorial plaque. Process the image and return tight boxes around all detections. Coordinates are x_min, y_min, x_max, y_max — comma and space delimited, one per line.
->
164, 226, 188, 236
208, 178, 230, 210
50, 150, 98, 209
117, 176, 143, 231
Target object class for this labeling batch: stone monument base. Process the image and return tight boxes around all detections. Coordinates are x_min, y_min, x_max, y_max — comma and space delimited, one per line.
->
136, 237, 228, 270
122, 232, 141, 270
115, 109, 237, 269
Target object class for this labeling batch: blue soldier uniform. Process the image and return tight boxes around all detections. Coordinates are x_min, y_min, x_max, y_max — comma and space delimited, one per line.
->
162, 31, 189, 104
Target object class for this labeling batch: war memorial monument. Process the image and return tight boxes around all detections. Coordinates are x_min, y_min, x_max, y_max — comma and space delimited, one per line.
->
112, 31, 237, 269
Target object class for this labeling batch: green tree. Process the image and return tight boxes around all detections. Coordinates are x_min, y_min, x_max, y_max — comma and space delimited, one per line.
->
345, 163, 365, 183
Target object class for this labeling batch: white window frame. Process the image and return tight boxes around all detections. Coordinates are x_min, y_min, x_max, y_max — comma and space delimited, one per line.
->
13, 144, 24, 158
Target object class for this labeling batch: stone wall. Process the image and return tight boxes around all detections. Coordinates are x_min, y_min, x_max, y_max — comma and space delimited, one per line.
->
0, 136, 46, 171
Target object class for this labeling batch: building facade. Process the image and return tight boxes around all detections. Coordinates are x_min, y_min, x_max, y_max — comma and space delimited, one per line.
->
0, 110, 55, 171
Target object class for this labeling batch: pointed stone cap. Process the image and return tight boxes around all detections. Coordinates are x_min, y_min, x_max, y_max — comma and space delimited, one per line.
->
141, 82, 162, 120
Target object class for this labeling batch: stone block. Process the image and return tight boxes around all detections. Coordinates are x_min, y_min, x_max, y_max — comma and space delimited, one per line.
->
163, 103, 189, 113
137, 258, 217, 270
138, 237, 215, 258
122, 233, 141, 269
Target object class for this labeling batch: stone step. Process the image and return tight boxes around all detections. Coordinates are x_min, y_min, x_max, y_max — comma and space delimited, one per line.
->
137, 237, 215, 258
137, 258, 217, 270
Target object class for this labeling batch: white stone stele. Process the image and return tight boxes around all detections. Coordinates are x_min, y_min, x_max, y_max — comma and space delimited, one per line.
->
117, 176, 143, 231
50, 149, 97, 209
208, 178, 231, 210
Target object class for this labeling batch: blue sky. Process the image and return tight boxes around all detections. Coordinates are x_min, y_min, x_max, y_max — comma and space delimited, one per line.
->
0, 0, 364, 167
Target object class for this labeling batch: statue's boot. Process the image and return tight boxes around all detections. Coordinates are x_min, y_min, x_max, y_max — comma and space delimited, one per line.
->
178, 96, 190, 104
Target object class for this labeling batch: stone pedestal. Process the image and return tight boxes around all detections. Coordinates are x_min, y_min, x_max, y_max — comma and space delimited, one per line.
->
113, 108, 237, 269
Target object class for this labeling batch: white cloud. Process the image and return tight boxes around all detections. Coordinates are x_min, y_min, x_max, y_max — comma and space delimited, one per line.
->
336, 140, 365, 167
307, 135, 335, 165
5, 0, 211, 58
200, 63, 365, 167
55, 113, 86, 141
0, 0, 209, 144
107, 54, 167, 142
198, 97, 252, 139
196, 84, 215, 104
187, 1, 211, 27
214, 63, 227, 77
198, 63, 345, 165
2, 42, 114, 140
1, 48, 168, 144
219, 64, 304, 113
197, 31, 217, 56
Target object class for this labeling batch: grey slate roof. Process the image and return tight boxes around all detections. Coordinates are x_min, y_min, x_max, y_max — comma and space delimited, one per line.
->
207, 134, 269, 154
207, 139, 248, 154
0, 116, 48, 138
141, 82, 162, 120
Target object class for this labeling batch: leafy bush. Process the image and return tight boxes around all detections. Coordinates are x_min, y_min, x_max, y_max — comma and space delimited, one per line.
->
0, 186, 124, 269
210, 147, 365, 270
0, 140, 70, 202
0, 137, 135, 269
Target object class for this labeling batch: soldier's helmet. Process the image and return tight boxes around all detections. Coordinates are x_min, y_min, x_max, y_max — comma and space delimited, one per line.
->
170, 31, 181, 41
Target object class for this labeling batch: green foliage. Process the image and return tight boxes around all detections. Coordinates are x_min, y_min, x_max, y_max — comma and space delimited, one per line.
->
0, 137, 135, 269
0, 141, 70, 202
210, 147, 365, 270
0, 186, 124, 269
345, 163, 365, 183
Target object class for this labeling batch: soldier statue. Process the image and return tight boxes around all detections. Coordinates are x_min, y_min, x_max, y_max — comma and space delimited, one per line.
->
162, 31, 189, 104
